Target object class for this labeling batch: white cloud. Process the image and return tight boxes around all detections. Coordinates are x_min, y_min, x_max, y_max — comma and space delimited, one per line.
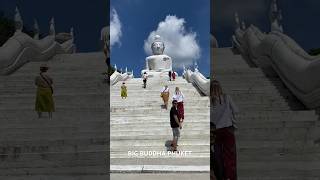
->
144, 15, 200, 68
110, 8, 122, 47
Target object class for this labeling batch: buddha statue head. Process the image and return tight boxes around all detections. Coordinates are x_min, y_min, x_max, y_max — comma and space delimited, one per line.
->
151, 35, 165, 55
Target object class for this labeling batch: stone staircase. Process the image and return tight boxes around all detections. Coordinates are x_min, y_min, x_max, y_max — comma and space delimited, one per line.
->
0, 52, 108, 179
214, 48, 320, 180
110, 77, 210, 176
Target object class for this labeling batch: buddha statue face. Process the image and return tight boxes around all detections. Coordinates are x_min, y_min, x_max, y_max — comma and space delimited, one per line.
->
151, 35, 165, 55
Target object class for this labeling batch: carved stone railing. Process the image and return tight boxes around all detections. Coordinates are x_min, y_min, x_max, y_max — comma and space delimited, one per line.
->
232, 17, 320, 108
183, 66, 209, 96
0, 7, 75, 75
110, 66, 134, 85
110, 72, 133, 85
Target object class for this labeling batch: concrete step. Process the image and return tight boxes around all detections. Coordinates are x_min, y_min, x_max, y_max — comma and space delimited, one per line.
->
0, 144, 107, 157
110, 152, 209, 159
0, 80, 106, 88
110, 134, 209, 141
110, 157, 209, 165
0, 165, 107, 176
111, 85, 197, 91
214, 47, 320, 179
111, 123, 209, 130
110, 118, 209, 124
110, 115, 209, 121
110, 88, 201, 93
0, 94, 107, 107
0, 52, 108, 177
110, 109, 209, 114
110, 99, 209, 106
110, 105, 209, 110
0, 122, 107, 132
110, 73, 209, 167
0, 137, 108, 146
238, 147, 320, 160
214, 67, 263, 74
0, 175, 108, 180
110, 139, 209, 147
0, 88, 105, 95
0, 131, 107, 140
110, 93, 203, 98
110, 145, 210, 153
110, 129, 209, 137
235, 127, 315, 141
111, 128, 209, 135
0, 93, 105, 100
237, 161, 320, 179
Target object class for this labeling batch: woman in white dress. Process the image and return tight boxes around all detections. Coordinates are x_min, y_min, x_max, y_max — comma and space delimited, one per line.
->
172, 87, 185, 122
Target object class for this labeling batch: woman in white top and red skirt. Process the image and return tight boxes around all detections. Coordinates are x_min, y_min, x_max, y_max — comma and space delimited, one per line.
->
211, 80, 238, 180
172, 87, 184, 122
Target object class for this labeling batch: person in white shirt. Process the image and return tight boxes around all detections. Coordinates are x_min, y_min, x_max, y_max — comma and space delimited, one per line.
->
172, 87, 185, 122
211, 80, 238, 180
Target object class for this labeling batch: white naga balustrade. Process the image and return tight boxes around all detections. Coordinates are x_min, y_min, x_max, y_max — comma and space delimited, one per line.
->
183, 63, 210, 96
110, 65, 134, 85
232, 0, 320, 109
0, 7, 76, 75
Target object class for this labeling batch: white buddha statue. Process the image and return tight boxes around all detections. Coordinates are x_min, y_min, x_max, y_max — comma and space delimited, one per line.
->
141, 35, 172, 78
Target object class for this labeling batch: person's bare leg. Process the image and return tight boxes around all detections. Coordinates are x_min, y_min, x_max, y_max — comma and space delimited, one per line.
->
172, 138, 177, 151
176, 137, 179, 147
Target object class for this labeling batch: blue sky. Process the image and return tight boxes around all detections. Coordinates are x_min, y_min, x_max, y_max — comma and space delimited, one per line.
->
0, 0, 108, 52
2, 0, 316, 77
213, 0, 320, 51
110, 0, 210, 77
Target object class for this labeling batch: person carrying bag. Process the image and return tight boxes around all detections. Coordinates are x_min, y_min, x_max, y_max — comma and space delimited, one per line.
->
35, 64, 55, 119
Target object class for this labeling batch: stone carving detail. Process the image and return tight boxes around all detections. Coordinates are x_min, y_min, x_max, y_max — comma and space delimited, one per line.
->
211, 35, 219, 48
110, 70, 133, 86
33, 19, 40, 40
151, 35, 165, 55
0, 7, 76, 75
49, 17, 55, 36
14, 7, 23, 32
183, 64, 209, 96
269, 0, 283, 33
232, 0, 320, 108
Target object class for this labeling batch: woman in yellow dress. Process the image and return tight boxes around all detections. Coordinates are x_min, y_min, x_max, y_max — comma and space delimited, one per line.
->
160, 85, 169, 109
35, 64, 55, 119
121, 82, 127, 99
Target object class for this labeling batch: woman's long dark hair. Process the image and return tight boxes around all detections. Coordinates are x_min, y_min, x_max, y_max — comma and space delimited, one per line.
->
211, 79, 224, 105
